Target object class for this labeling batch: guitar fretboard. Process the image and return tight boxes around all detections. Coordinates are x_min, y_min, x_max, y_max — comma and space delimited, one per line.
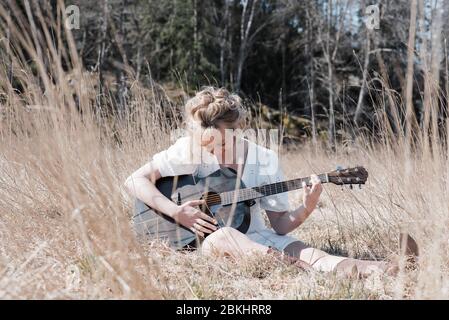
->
210, 173, 329, 206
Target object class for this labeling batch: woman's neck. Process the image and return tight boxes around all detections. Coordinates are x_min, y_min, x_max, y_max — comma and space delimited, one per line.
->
218, 139, 249, 171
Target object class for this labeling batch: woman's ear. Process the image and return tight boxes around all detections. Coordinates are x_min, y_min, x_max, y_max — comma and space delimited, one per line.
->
200, 135, 214, 147
200, 127, 219, 149
237, 115, 248, 129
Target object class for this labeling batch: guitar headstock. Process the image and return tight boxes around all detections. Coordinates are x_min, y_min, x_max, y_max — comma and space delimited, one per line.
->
327, 166, 368, 187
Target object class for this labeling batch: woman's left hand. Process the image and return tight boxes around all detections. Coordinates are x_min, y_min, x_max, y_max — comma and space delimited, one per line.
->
302, 174, 322, 217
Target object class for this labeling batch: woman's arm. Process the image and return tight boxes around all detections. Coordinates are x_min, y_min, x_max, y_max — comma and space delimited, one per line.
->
124, 161, 217, 236
266, 174, 322, 235
124, 161, 180, 218
266, 205, 311, 235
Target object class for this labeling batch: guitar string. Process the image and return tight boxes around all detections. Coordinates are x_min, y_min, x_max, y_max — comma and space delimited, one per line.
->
143, 171, 361, 240
200, 174, 328, 206
139, 176, 321, 228
204, 176, 318, 205
205, 171, 364, 206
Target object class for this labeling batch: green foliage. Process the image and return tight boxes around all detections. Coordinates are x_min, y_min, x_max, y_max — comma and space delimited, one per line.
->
4, 0, 448, 138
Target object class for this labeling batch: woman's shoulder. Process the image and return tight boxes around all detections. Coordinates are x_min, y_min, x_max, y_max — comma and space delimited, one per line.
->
245, 139, 281, 176
153, 135, 221, 177
168, 135, 192, 149
152, 136, 198, 176
246, 139, 279, 161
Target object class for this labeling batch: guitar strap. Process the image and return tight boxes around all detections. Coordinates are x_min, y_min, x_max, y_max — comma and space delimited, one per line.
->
221, 166, 256, 208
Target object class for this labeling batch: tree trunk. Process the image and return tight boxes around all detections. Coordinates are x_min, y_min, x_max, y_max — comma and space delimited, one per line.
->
131, 5, 143, 82
306, 4, 317, 145
328, 62, 335, 148
418, 0, 428, 126
193, 0, 199, 77
220, 1, 230, 85
97, 0, 109, 107
429, 0, 444, 148
235, 0, 258, 93
404, 0, 418, 142
354, 31, 371, 125
327, 0, 335, 148
375, 48, 400, 135
281, 34, 287, 108
116, 0, 129, 118
421, 0, 444, 152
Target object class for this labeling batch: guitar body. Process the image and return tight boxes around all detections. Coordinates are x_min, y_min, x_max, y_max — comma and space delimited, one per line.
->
132, 167, 251, 250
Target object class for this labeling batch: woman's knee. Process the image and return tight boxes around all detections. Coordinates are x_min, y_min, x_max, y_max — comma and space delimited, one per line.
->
284, 241, 309, 256
206, 226, 243, 243
284, 242, 346, 271
284, 241, 329, 265
200, 227, 244, 256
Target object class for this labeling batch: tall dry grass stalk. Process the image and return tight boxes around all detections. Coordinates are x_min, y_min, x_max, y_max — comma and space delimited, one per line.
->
0, 1, 448, 299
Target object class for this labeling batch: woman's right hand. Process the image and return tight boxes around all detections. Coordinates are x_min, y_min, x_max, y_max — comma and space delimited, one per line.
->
173, 200, 218, 237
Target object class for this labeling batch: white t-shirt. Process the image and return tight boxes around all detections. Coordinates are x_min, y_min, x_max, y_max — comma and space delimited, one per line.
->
151, 136, 289, 233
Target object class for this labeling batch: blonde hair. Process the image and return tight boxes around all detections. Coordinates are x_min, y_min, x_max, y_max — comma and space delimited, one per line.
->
185, 86, 246, 129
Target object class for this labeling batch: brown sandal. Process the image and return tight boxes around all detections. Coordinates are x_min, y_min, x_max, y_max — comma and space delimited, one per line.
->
398, 232, 419, 271
399, 233, 419, 262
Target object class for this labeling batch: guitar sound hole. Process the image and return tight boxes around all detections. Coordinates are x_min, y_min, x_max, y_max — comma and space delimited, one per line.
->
200, 192, 245, 229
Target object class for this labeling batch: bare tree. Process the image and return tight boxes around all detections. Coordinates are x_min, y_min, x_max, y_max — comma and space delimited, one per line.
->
374, 44, 401, 134
235, 0, 258, 93
417, 0, 428, 126
404, 0, 418, 142
318, 0, 351, 148
305, 2, 317, 144
353, 25, 371, 125
193, 0, 199, 69
96, 0, 109, 101
219, 0, 231, 85
419, 0, 445, 153
426, 0, 445, 147
114, 0, 130, 117
130, 3, 146, 81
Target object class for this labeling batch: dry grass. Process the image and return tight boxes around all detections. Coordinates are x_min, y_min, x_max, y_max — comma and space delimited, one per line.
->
1, 1, 448, 300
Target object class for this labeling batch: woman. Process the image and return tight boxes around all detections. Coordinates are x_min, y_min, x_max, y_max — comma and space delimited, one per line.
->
125, 86, 412, 277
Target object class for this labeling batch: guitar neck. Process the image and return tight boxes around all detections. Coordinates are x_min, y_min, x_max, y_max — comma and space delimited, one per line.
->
219, 173, 329, 206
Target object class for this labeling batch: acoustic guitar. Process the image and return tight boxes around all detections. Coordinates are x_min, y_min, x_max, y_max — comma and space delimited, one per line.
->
133, 166, 368, 249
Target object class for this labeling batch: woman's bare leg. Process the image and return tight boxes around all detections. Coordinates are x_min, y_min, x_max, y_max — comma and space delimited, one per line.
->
284, 241, 394, 276
200, 227, 268, 258
200, 228, 359, 271
201, 229, 396, 276
283, 241, 346, 272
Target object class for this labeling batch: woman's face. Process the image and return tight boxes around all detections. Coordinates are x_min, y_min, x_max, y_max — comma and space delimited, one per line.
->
199, 121, 240, 164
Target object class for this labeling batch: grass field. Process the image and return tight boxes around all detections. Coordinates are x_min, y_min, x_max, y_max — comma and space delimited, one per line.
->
1, 94, 448, 299
0, 4, 448, 299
